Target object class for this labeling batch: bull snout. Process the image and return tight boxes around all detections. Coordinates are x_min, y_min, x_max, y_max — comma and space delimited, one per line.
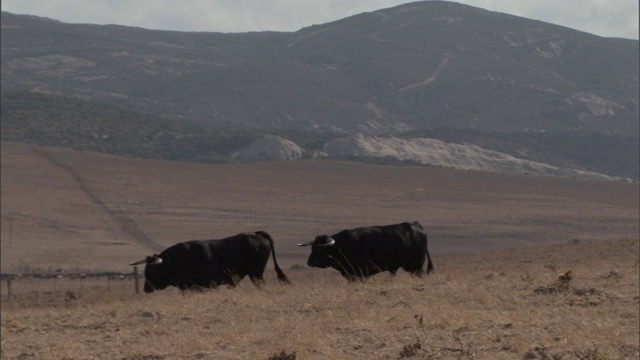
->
307, 253, 329, 268
143, 281, 155, 293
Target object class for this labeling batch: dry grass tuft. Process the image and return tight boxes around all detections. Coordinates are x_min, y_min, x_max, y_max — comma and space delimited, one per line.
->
267, 350, 297, 360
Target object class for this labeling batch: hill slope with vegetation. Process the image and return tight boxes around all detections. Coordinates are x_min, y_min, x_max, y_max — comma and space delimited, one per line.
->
1, 1, 638, 179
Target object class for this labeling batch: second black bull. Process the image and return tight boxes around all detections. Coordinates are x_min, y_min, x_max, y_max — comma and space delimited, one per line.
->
298, 221, 434, 280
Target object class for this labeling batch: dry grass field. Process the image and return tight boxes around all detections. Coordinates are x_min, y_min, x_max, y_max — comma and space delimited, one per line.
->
1, 238, 638, 359
1, 141, 639, 359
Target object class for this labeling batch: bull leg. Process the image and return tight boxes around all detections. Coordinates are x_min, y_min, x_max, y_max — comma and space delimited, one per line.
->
249, 275, 265, 288
340, 271, 354, 281
401, 264, 425, 277
221, 269, 244, 287
388, 265, 401, 276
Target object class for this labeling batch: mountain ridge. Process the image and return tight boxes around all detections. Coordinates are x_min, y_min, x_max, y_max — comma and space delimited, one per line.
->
1, 1, 638, 179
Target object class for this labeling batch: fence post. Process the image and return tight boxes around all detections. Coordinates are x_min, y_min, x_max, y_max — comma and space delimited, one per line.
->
7, 276, 13, 302
134, 266, 140, 294
8, 213, 13, 248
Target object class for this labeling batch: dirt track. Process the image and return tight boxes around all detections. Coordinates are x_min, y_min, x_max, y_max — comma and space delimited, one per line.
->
31, 146, 164, 252
1, 141, 638, 273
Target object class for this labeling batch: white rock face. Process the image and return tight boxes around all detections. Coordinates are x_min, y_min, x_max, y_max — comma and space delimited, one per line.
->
235, 135, 303, 162
569, 92, 619, 116
323, 134, 619, 180
234, 133, 622, 180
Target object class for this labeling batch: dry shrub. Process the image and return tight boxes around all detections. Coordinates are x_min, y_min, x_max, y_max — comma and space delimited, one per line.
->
398, 341, 422, 358
522, 346, 563, 360
122, 355, 164, 360
267, 350, 296, 360
532, 268, 620, 308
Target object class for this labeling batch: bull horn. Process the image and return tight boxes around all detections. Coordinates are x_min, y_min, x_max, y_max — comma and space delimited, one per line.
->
297, 240, 314, 247
317, 237, 336, 247
129, 258, 147, 266
129, 255, 163, 266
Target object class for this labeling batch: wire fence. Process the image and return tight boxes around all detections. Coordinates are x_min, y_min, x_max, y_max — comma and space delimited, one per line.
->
1, 267, 142, 309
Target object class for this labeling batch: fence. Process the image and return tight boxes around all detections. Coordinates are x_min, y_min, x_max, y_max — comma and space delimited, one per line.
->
1, 266, 142, 305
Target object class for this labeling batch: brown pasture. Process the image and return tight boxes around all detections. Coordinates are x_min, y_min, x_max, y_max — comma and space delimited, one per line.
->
1, 141, 639, 359
1, 141, 637, 272
1, 239, 638, 359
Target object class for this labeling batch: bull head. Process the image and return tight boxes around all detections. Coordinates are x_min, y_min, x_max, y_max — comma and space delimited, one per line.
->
297, 236, 335, 247
129, 254, 163, 266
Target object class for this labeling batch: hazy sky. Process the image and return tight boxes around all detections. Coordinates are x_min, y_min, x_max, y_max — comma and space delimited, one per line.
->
2, 0, 638, 39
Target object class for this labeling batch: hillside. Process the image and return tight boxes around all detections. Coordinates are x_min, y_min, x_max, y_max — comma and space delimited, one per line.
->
1, 1, 639, 179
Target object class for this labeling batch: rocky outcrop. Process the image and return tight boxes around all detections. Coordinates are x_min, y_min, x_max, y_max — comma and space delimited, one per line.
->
322, 134, 621, 180
234, 135, 303, 162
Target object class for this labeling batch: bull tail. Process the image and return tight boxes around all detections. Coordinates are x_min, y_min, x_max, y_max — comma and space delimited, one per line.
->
425, 235, 434, 274
412, 221, 434, 274
256, 231, 290, 284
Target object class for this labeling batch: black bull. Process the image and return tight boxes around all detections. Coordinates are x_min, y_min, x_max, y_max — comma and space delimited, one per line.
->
130, 231, 290, 293
298, 222, 434, 280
